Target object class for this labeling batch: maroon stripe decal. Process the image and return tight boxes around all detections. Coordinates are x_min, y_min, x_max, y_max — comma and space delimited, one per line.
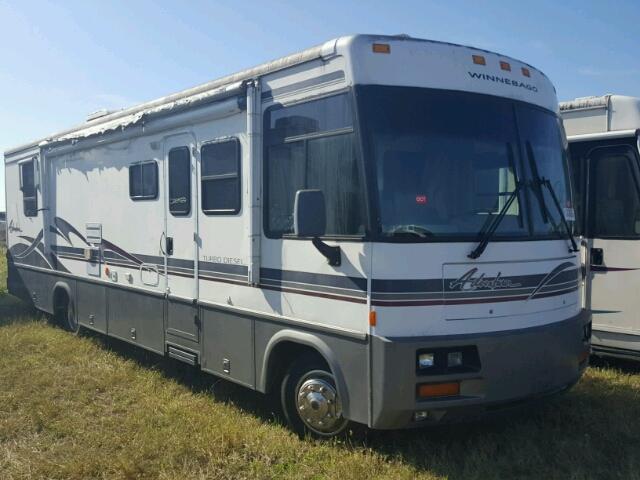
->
372, 286, 578, 307
260, 284, 367, 304
198, 274, 247, 286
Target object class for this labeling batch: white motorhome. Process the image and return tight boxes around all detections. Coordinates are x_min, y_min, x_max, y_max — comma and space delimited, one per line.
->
561, 95, 640, 360
5, 34, 590, 437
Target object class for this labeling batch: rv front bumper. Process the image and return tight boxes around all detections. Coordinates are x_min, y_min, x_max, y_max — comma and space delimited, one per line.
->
368, 308, 591, 429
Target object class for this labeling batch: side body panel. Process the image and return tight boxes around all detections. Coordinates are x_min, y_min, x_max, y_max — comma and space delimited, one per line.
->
4, 54, 372, 423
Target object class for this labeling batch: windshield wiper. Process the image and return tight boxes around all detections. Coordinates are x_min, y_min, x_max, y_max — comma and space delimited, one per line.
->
468, 181, 523, 259
540, 177, 579, 253
506, 142, 524, 229
525, 141, 578, 253
525, 142, 550, 225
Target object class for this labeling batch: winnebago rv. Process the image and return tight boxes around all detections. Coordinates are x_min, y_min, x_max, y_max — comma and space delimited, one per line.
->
5, 34, 590, 437
561, 95, 640, 360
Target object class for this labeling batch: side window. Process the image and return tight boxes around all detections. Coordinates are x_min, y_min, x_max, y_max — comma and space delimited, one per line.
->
129, 161, 158, 200
568, 143, 587, 235
20, 159, 38, 217
264, 93, 366, 237
589, 146, 640, 238
168, 147, 191, 216
201, 139, 241, 215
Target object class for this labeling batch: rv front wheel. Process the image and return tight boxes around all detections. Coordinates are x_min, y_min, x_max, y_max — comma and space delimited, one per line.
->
54, 291, 79, 334
281, 355, 348, 438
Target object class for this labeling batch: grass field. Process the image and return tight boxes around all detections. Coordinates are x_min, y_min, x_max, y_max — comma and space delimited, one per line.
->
1, 251, 640, 479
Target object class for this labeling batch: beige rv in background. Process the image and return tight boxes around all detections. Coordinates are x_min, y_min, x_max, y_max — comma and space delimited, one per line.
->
561, 95, 640, 359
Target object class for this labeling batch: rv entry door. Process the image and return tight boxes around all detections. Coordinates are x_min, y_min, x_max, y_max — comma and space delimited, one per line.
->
586, 143, 640, 348
163, 133, 200, 346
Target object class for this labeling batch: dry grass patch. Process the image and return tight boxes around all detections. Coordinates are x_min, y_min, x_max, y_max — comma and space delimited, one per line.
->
1, 312, 639, 479
0, 249, 639, 479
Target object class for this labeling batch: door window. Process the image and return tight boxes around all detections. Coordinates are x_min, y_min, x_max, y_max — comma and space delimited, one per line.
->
568, 143, 588, 235
589, 146, 640, 238
168, 147, 191, 216
20, 159, 37, 217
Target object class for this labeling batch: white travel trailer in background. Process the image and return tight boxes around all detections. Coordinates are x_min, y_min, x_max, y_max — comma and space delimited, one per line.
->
5, 34, 590, 437
561, 95, 640, 360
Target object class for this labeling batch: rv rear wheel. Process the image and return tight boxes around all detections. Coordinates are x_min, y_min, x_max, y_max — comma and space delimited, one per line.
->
55, 292, 79, 334
281, 355, 349, 438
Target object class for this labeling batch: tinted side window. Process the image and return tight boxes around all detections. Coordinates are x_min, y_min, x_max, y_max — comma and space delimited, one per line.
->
129, 161, 158, 200
201, 139, 241, 214
20, 160, 37, 217
590, 146, 640, 237
168, 147, 191, 216
568, 142, 588, 235
265, 93, 365, 237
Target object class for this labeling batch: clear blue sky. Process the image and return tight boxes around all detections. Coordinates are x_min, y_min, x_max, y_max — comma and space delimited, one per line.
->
2, 0, 639, 211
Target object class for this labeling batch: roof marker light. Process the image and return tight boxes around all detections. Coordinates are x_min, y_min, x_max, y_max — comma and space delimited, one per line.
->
372, 43, 391, 54
500, 61, 511, 71
472, 55, 486, 66
522, 67, 531, 77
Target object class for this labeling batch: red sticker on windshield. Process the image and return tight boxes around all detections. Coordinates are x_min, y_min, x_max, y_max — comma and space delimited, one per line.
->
416, 195, 428, 204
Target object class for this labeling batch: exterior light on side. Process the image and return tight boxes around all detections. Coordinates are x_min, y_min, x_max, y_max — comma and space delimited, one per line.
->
417, 382, 460, 398
418, 352, 435, 369
472, 54, 486, 65
372, 43, 391, 54
447, 351, 463, 367
414, 411, 430, 422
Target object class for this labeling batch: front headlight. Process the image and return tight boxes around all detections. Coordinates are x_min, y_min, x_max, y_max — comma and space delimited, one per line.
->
418, 352, 435, 369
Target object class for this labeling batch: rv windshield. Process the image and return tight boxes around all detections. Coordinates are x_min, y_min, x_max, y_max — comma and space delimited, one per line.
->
356, 85, 571, 241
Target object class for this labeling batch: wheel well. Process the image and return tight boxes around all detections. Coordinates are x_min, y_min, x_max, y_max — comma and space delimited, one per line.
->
264, 341, 329, 394
52, 286, 70, 314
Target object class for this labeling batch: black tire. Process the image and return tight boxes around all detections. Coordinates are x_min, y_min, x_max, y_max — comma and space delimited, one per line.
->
281, 354, 349, 438
54, 292, 79, 334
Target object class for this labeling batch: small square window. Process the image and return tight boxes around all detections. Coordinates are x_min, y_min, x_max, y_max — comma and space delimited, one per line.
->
129, 161, 158, 200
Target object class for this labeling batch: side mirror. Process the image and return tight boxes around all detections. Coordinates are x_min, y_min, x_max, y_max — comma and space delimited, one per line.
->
294, 189, 326, 238
293, 189, 340, 266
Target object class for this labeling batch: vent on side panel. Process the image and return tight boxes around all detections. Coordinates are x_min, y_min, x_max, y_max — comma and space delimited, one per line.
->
167, 345, 198, 366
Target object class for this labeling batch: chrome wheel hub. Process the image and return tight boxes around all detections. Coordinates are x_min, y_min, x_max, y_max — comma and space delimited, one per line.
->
296, 377, 344, 434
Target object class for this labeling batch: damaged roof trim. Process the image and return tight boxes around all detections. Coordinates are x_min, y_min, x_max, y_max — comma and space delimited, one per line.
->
7, 38, 338, 157
41, 81, 245, 152
559, 95, 610, 112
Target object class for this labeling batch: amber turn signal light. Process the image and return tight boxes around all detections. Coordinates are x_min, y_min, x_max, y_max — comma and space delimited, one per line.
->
417, 382, 460, 398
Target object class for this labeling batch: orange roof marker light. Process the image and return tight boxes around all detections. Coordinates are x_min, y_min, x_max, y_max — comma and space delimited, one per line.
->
472, 54, 486, 66
372, 43, 391, 54
500, 61, 511, 72
522, 67, 531, 77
